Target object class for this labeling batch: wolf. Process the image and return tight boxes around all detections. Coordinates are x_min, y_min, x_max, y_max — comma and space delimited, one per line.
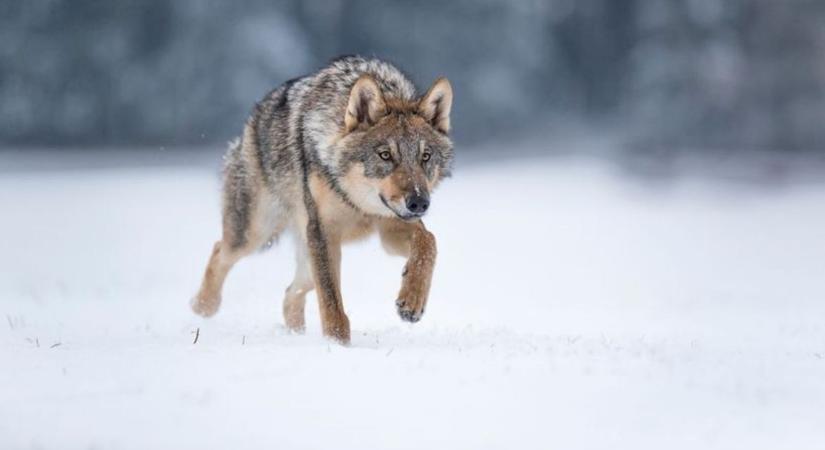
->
191, 56, 454, 344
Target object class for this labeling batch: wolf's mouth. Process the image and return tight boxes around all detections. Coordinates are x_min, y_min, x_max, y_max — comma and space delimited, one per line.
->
379, 195, 419, 221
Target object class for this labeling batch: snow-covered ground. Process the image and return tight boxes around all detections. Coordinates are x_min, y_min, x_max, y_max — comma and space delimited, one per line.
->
1, 149, 824, 449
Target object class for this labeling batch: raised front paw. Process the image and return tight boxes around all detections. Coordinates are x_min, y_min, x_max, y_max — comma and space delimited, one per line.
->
396, 296, 425, 323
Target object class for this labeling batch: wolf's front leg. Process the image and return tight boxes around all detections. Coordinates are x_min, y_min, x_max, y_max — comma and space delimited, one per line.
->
304, 220, 350, 344
379, 220, 437, 323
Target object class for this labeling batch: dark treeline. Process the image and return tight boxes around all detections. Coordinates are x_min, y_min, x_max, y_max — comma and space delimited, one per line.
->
1, 0, 823, 151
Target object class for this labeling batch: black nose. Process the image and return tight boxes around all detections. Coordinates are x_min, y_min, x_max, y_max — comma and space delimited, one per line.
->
405, 194, 430, 215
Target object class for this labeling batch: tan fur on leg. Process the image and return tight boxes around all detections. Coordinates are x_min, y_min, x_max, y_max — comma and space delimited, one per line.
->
379, 220, 437, 322
310, 237, 350, 343
192, 240, 247, 317
283, 245, 314, 333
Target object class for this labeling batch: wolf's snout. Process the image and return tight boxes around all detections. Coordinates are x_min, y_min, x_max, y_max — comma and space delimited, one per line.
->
405, 194, 429, 215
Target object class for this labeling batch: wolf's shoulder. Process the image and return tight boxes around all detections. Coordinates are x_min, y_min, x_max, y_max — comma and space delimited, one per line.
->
316, 55, 417, 100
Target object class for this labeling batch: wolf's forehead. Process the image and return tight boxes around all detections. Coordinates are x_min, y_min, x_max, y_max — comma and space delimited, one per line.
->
381, 115, 432, 146
388, 134, 428, 155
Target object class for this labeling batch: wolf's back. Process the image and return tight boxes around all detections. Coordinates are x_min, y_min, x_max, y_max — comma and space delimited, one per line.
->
228, 56, 418, 196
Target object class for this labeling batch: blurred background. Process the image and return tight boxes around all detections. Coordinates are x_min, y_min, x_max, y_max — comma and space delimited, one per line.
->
3, 0, 825, 169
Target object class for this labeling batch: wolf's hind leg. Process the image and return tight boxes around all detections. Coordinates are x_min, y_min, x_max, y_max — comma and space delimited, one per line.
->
192, 175, 283, 317
192, 238, 256, 317
283, 244, 315, 332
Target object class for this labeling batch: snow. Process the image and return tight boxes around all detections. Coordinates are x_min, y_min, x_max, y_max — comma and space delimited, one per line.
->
1, 150, 825, 449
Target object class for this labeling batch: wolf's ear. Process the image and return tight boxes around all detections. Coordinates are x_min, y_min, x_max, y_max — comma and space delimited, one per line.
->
345, 76, 387, 133
418, 77, 453, 134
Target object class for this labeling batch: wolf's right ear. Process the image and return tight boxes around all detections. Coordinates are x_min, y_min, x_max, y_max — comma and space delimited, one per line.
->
418, 77, 453, 134
345, 76, 387, 133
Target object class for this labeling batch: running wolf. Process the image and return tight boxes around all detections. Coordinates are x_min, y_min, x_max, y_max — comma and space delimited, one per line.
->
192, 56, 454, 344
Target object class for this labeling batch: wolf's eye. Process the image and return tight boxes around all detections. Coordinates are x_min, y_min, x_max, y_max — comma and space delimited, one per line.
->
379, 151, 392, 161
422, 152, 432, 162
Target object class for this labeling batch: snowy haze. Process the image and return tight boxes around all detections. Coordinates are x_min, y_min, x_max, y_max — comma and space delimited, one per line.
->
1, 147, 825, 449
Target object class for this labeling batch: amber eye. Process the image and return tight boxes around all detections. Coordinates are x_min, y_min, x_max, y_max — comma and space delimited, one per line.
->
379, 151, 392, 161
422, 152, 432, 162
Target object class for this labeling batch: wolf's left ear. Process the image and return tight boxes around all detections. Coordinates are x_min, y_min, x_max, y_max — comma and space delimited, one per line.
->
345, 76, 387, 133
418, 77, 453, 134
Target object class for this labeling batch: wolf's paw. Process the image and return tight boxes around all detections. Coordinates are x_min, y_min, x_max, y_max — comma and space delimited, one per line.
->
322, 312, 351, 345
396, 297, 425, 323
191, 294, 221, 318
283, 297, 307, 333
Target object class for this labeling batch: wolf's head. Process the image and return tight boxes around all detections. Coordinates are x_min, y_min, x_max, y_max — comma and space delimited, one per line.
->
331, 76, 454, 221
